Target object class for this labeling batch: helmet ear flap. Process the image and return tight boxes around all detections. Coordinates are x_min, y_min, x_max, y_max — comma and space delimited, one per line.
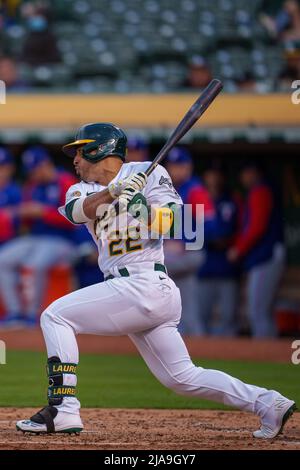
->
81, 141, 100, 162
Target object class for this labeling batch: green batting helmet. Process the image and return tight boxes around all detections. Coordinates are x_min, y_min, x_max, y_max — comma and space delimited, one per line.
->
62, 123, 127, 163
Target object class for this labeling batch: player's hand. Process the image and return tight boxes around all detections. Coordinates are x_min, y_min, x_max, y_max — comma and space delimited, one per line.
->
108, 172, 147, 199
127, 172, 148, 192
116, 173, 147, 210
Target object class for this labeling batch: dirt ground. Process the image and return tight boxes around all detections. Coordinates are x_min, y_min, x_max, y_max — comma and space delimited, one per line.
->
0, 408, 299, 450
0, 329, 299, 450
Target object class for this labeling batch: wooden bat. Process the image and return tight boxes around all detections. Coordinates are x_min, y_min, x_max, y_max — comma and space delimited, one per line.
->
111, 79, 223, 219
145, 78, 223, 176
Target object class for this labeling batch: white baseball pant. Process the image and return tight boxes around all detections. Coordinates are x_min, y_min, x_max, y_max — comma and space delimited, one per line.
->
40, 262, 277, 419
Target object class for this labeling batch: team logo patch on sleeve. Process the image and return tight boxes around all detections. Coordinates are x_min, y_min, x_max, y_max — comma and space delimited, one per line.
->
159, 176, 181, 198
71, 190, 82, 198
159, 176, 172, 188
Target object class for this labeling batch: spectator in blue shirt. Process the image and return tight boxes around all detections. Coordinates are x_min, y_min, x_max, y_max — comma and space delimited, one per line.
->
0, 146, 76, 326
197, 160, 240, 336
0, 147, 21, 245
164, 147, 204, 335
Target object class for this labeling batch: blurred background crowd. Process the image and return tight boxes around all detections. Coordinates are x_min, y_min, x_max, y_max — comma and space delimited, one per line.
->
0, 0, 300, 92
0, 0, 299, 337
0, 140, 297, 338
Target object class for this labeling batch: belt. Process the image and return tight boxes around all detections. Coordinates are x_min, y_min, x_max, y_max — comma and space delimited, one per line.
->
105, 263, 167, 281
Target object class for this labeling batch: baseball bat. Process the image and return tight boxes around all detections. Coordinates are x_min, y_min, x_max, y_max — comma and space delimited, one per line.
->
111, 79, 223, 218
145, 78, 223, 176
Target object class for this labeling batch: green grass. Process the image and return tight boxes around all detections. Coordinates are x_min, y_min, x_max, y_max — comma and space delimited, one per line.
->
0, 350, 298, 409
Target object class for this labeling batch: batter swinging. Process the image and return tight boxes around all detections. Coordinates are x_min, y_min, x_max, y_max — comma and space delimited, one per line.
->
16, 123, 296, 438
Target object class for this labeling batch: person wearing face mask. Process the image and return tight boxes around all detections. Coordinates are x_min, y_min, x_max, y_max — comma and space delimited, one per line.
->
21, 2, 61, 65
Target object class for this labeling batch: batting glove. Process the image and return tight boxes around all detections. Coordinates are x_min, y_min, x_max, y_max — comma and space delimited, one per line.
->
108, 172, 147, 199
127, 172, 148, 192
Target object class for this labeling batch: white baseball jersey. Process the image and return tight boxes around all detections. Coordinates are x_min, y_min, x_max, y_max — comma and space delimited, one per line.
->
59, 162, 182, 275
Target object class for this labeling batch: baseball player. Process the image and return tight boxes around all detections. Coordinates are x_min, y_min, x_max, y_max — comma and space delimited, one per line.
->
0, 147, 76, 326
163, 147, 204, 335
227, 160, 285, 337
16, 123, 296, 438
0, 147, 21, 248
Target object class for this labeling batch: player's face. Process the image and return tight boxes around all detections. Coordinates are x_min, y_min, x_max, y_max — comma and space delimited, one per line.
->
73, 147, 98, 182
73, 147, 123, 184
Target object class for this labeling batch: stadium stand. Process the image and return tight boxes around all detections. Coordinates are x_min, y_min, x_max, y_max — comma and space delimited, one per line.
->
1, 0, 297, 92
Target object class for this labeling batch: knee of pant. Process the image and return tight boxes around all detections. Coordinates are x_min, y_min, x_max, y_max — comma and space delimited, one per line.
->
162, 375, 190, 395
167, 379, 189, 395
164, 365, 203, 395
40, 305, 58, 329
158, 370, 189, 394
40, 297, 70, 329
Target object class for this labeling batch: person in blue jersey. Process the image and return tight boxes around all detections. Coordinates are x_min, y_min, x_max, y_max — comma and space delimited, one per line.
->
164, 147, 204, 335
0, 147, 22, 326
0, 146, 76, 326
0, 147, 21, 247
228, 160, 285, 337
197, 160, 240, 336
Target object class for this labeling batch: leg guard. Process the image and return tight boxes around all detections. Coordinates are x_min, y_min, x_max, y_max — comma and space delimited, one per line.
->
47, 356, 77, 406
16, 357, 82, 434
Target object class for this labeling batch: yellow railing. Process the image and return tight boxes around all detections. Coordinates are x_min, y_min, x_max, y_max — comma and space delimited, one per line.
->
0, 93, 299, 128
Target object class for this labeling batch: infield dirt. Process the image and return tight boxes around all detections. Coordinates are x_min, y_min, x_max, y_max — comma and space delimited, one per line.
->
0, 408, 299, 450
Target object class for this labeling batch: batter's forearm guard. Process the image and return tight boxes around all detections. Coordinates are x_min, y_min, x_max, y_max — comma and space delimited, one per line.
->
65, 197, 93, 224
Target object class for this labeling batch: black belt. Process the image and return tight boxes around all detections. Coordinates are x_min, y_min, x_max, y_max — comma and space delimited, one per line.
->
105, 263, 167, 281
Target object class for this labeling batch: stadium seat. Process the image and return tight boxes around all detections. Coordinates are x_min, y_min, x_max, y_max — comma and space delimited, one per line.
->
1, 0, 286, 92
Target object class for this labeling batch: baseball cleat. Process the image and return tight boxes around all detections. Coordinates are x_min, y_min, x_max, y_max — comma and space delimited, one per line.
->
16, 406, 83, 434
253, 397, 296, 439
